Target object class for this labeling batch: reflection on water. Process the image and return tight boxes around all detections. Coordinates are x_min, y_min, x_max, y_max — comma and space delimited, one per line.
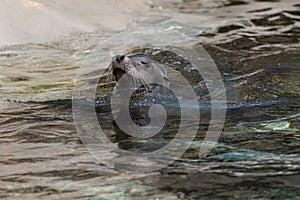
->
0, 0, 300, 199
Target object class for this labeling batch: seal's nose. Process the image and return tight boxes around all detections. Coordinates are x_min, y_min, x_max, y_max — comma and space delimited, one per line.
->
115, 55, 125, 63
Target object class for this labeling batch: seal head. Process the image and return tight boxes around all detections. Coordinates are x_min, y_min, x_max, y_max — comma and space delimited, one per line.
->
111, 54, 169, 89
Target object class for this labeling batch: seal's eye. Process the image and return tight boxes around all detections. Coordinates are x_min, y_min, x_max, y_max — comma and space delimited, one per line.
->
141, 60, 149, 65
141, 61, 152, 70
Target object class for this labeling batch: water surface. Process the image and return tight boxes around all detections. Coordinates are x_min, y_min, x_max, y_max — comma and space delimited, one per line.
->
0, 0, 299, 199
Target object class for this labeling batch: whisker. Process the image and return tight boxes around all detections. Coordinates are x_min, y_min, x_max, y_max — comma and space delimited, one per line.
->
128, 69, 136, 90
106, 65, 112, 93
132, 70, 143, 91
135, 70, 150, 92
133, 76, 138, 91
131, 75, 136, 91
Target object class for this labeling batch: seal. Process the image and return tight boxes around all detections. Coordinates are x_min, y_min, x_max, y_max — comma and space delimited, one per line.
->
111, 54, 169, 90
110, 54, 174, 141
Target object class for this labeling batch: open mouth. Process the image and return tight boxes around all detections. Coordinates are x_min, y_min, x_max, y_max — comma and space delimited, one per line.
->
113, 68, 126, 81
112, 68, 147, 91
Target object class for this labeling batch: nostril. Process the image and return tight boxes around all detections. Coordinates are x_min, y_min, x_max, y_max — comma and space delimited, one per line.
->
116, 55, 125, 63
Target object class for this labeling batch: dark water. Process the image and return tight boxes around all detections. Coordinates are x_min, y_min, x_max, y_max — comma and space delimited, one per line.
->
1, 0, 300, 199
